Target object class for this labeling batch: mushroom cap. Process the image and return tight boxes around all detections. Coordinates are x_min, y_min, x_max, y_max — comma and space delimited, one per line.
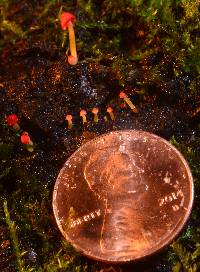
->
119, 91, 126, 99
80, 110, 87, 116
107, 107, 113, 113
120, 103, 126, 109
66, 114, 73, 121
21, 132, 30, 145
92, 108, 99, 114
6, 114, 19, 126
60, 12, 76, 30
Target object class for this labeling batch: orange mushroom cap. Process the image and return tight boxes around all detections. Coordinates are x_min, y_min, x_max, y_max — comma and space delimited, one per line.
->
6, 114, 19, 126
92, 108, 99, 114
66, 114, 73, 121
21, 132, 31, 145
80, 110, 87, 116
107, 107, 113, 113
119, 91, 126, 99
60, 12, 76, 30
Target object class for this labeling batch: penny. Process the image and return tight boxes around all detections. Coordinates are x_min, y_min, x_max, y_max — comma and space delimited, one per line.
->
53, 130, 194, 263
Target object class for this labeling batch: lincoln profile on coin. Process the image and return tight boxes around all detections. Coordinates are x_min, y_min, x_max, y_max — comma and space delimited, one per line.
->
84, 144, 163, 256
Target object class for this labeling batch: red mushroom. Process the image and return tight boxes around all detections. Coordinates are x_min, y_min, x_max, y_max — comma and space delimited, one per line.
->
60, 12, 78, 65
21, 132, 31, 145
6, 114, 20, 130
20, 132, 34, 152
119, 91, 138, 113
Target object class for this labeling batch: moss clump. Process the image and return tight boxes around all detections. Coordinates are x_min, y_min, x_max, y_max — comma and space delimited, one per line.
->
169, 136, 200, 272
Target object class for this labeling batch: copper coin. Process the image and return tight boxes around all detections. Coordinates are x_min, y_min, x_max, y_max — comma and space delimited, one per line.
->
53, 130, 194, 263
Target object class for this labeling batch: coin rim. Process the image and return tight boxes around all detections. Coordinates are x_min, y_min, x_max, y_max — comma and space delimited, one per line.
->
52, 130, 194, 263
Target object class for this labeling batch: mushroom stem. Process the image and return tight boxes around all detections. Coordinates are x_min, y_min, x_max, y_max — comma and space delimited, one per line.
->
13, 123, 20, 131
29, 140, 34, 146
119, 92, 138, 113
68, 21, 78, 65
93, 114, 98, 123
27, 140, 34, 152
68, 121, 72, 129
110, 112, 115, 120
107, 107, 115, 120
82, 115, 87, 124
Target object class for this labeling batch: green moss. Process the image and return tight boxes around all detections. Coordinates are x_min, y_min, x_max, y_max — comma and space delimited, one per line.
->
170, 136, 200, 185
170, 238, 200, 272
169, 136, 200, 272
3, 200, 34, 272
0, 0, 199, 74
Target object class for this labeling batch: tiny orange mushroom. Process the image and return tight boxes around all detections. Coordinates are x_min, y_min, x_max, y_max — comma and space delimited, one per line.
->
60, 12, 78, 65
119, 91, 138, 113
107, 107, 115, 120
66, 114, 73, 129
92, 107, 99, 123
80, 109, 87, 124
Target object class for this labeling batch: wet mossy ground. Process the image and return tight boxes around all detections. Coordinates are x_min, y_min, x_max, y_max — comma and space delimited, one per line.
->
0, 1, 200, 271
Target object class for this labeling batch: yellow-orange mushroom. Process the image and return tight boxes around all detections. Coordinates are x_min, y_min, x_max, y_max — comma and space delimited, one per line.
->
119, 92, 138, 113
